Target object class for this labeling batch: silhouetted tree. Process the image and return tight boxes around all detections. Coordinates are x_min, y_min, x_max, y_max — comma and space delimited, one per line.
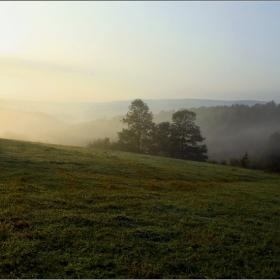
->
169, 109, 208, 161
117, 99, 154, 153
150, 121, 172, 156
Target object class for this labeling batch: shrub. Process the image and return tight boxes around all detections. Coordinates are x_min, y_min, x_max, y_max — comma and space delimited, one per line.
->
87, 137, 111, 149
227, 157, 240, 167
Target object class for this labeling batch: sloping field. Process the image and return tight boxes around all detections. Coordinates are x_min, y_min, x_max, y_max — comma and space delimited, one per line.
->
0, 138, 280, 278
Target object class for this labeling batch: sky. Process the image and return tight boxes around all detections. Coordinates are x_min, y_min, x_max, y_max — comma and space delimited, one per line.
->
0, 1, 280, 103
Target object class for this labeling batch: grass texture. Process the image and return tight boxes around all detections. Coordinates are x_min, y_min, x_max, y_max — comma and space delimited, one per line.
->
0, 138, 280, 278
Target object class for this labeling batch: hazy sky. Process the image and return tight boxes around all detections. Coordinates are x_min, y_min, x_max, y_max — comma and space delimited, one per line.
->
1, 1, 280, 102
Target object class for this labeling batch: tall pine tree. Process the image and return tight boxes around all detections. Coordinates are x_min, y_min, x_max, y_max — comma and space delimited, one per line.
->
117, 99, 154, 153
169, 109, 208, 161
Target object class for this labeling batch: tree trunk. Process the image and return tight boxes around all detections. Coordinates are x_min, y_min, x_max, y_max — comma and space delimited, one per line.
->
181, 137, 184, 159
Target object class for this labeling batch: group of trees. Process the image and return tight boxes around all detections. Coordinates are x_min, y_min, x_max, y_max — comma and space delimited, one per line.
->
241, 131, 280, 172
216, 131, 280, 172
189, 101, 280, 160
146, 101, 280, 162
89, 99, 208, 162
88, 99, 280, 172
261, 131, 280, 172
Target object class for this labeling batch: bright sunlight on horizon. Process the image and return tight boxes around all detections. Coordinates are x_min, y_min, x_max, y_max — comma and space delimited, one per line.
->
1, 1, 280, 103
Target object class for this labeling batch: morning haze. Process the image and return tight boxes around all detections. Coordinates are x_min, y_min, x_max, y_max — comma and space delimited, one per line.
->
0, 1, 280, 102
0, 1, 280, 159
1, 2, 280, 278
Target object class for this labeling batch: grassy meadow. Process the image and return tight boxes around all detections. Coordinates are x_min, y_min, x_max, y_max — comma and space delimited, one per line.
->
0, 138, 280, 278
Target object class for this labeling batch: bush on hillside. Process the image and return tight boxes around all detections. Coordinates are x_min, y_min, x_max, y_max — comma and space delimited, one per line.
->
228, 157, 240, 167
87, 137, 111, 149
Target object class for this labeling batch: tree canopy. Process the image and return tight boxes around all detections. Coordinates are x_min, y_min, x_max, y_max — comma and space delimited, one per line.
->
169, 109, 207, 160
117, 99, 154, 153
117, 99, 208, 162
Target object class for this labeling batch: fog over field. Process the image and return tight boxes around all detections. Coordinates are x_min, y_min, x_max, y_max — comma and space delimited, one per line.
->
1, 98, 279, 163
1, 1, 280, 162
2, 3, 280, 278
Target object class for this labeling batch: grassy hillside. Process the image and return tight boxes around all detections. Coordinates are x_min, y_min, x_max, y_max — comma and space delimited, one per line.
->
0, 138, 280, 278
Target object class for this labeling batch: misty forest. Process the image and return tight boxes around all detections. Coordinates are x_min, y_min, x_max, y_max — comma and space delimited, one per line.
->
2, 1, 280, 278
2, 98, 278, 171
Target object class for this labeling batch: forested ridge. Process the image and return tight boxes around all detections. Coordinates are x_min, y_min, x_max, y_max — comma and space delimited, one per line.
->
89, 100, 280, 172
145, 101, 280, 160
190, 101, 280, 161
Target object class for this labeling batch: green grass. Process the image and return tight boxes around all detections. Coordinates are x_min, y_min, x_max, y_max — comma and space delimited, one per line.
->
0, 138, 280, 278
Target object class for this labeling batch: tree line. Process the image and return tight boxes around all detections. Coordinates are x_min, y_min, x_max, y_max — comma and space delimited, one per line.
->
88, 99, 280, 172
226, 131, 280, 172
88, 99, 208, 162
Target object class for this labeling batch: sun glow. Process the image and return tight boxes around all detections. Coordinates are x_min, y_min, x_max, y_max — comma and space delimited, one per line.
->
0, 1, 280, 102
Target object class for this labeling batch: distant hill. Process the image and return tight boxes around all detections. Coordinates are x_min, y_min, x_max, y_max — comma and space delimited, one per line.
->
0, 98, 268, 122
145, 98, 267, 111
84, 99, 268, 120
0, 106, 124, 147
